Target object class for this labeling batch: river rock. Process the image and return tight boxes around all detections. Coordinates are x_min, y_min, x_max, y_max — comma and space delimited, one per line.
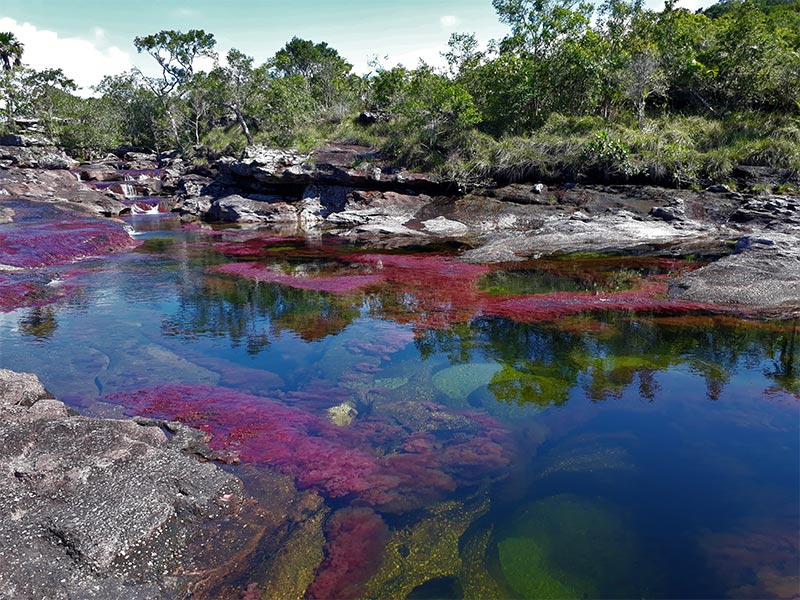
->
207, 194, 299, 224
422, 216, 469, 236
729, 195, 800, 227
0, 370, 261, 600
78, 165, 122, 182
219, 144, 450, 196
667, 234, 800, 310
0, 134, 54, 147
326, 190, 429, 227
0, 145, 78, 170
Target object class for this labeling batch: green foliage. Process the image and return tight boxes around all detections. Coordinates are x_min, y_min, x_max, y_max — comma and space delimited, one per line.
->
581, 131, 640, 181
0, 32, 24, 71
489, 363, 572, 406
378, 65, 481, 169
6, 0, 794, 179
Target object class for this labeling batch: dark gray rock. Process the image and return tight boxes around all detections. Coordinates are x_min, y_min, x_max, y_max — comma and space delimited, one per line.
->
0, 370, 262, 600
729, 195, 800, 227
0, 134, 54, 147
650, 198, 686, 222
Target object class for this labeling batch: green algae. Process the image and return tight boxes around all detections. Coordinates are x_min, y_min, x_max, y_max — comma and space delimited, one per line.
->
432, 363, 502, 401
498, 537, 578, 599
489, 363, 571, 407
362, 493, 491, 599
496, 494, 653, 599
459, 527, 511, 600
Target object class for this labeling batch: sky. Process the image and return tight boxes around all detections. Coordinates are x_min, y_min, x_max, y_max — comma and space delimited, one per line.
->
1, 0, 717, 95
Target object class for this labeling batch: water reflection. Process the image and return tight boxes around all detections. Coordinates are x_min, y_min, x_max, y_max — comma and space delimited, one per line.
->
1, 227, 797, 599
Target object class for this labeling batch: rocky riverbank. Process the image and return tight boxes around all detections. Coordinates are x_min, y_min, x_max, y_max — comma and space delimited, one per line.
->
1, 139, 799, 316
0, 368, 333, 600
168, 144, 800, 317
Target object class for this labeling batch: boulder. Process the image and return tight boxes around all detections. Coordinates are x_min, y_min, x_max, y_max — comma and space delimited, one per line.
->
0, 370, 261, 599
207, 194, 299, 224
0, 145, 78, 170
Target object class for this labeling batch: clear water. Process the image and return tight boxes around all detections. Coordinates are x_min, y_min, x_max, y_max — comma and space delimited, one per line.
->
1, 216, 798, 599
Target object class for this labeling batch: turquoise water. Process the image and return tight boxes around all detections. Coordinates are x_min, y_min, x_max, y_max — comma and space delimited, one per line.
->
1, 217, 798, 599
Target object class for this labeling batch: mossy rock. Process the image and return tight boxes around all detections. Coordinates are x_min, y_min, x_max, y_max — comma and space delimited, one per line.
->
496, 494, 651, 599
432, 363, 502, 401
498, 537, 579, 599
362, 493, 491, 599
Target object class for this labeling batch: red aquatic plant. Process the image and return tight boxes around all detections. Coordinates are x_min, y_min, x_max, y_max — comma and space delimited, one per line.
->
306, 507, 390, 600
351, 253, 493, 330
108, 385, 512, 511
0, 220, 135, 269
483, 279, 723, 322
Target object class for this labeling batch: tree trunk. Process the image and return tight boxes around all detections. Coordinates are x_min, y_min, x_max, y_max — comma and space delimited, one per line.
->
637, 94, 646, 129
231, 103, 253, 145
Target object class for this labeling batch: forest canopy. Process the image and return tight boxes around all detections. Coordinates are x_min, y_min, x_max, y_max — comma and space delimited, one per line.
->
1, 0, 798, 186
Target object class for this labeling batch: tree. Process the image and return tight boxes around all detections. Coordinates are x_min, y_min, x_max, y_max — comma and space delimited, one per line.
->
133, 29, 217, 96
0, 32, 23, 71
133, 29, 217, 146
0, 67, 75, 134
622, 49, 667, 127
93, 71, 164, 150
218, 49, 266, 144
271, 37, 352, 109
492, 0, 594, 59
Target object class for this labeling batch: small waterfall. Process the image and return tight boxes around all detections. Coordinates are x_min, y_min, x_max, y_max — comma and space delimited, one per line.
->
119, 182, 137, 197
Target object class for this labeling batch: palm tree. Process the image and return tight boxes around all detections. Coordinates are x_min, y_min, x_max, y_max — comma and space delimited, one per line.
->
0, 32, 24, 70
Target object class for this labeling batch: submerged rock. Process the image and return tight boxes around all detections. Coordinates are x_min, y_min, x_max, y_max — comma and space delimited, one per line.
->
361, 493, 492, 599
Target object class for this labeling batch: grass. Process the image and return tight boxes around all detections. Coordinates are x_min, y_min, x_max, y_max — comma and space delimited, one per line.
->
198, 109, 799, 191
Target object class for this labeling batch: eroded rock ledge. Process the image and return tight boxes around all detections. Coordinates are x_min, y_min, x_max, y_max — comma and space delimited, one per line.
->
0, 369, 325, 600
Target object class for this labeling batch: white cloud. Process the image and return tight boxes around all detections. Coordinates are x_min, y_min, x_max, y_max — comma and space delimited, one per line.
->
0, 17, 133, 96
440, 15, 460, 28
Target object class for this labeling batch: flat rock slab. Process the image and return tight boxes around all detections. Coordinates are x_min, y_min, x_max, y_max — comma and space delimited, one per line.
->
0, 370, 269, 600
668, 235, 800, 311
